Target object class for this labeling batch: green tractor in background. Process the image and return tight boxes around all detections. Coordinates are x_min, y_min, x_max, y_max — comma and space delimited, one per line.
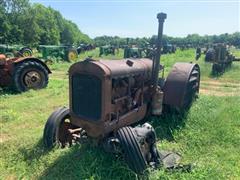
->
37, 45, 78, 63
162, 43, 176, 54
124, 45, 155, 59
99, 45, 115, 56
124, 46, 143, 58
0, 44, 33, 58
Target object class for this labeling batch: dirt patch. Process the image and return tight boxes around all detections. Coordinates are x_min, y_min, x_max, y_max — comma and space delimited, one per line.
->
200, 80, 240, 96
201, 80, 240, 87
200, 88, 239, 96
0, 133, 11, 143
4, 175, 17, 180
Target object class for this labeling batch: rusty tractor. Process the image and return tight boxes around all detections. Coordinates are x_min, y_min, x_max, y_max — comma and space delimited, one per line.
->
43, 13, 200, 174
205, 43, 240, 74
0, 54, 51, 92
0, 44, 33, 58
37, 45, 78, 62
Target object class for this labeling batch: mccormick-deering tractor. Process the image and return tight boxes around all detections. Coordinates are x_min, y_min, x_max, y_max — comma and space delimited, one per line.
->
43, 13, 200, 174
0, 55, 51, 92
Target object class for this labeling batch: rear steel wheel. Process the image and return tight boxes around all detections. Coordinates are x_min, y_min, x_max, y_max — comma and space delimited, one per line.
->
183, 64, 200, 108
163, 63, 200, 110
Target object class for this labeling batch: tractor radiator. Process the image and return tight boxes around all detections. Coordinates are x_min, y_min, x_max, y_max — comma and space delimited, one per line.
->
72, 74, 101, 120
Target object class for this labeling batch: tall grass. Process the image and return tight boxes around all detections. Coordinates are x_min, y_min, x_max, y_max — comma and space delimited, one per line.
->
0, 49, 240, 179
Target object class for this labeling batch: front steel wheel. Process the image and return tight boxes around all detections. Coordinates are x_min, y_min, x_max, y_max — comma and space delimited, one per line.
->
43, 107, 76, 148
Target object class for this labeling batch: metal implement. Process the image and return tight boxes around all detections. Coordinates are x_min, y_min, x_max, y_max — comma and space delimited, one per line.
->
43, 12, 201, 174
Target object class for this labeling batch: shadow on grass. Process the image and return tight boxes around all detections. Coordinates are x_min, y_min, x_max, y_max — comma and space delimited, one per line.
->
208, 64, 232, 79
20, 107, 189, 179
38, 144, 137, 180
18, 138, 50, 164
150, 107, 189, 142
0, 87, 18, 96
18, 138, 137, 179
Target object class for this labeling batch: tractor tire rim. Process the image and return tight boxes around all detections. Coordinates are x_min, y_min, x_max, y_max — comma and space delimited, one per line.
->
56, 118, 80, 148
23, 51, 31, 57
68, 52, 77, 61
24, 71, 42, 88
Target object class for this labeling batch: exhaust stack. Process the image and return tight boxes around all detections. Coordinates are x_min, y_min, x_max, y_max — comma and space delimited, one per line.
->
152, 12, 167, 89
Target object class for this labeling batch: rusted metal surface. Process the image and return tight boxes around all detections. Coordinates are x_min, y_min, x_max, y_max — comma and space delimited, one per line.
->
69, 58, 152, 138
44, 12, 202, 174
66, 12, 200, 138
152, 13, 167, 90
69, 59, 200, 137
23, 71, 42, 89
163, 63, 200, 108
0, 56, 15, 87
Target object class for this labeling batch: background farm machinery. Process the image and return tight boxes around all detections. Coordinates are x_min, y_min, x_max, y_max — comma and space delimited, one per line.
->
37, 45, 79, 62
162, 43, 176, 54
77, 44, 95, 54
43, 13, 200, 174
123, 46, 143, 58
0, 54, 51, 92
205, 43, 240, 74
123, 46, 155, 59
99, 45, 116, 56
0, 44, 33, 58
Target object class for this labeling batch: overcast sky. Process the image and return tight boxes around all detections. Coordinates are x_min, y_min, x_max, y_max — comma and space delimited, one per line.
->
30, 0, 240, 38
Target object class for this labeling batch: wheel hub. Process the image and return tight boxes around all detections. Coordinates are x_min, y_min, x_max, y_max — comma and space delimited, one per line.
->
24, 71, 41, 88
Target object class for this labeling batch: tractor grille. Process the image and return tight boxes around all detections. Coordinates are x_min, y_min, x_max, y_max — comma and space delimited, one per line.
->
72, 74, 101, 120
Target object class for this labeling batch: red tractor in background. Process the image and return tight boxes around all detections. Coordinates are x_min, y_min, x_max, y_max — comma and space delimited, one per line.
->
0, 54, 51, 92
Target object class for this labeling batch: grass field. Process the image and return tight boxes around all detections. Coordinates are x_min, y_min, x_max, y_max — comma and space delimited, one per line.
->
0, 49, 240, 179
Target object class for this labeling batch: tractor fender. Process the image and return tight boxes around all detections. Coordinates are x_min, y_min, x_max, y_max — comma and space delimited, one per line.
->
163, 62, 200, 109
13, 57, 51, 74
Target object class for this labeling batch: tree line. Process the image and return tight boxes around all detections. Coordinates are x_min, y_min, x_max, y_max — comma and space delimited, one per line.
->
0, 0, 92, 46
1, 0, 239, 48
94, 33, 240, 48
